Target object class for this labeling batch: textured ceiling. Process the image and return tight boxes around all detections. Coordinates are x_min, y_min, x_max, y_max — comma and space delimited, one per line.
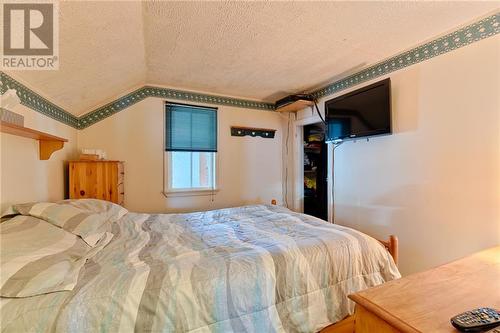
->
6, 1, 147, 116
6, 1, 499, 116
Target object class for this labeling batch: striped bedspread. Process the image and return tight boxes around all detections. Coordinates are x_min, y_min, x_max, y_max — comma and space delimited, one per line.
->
0, 205, 400, 332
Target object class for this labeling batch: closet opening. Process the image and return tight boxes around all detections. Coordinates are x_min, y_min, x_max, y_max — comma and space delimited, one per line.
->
303, 122, 328, 221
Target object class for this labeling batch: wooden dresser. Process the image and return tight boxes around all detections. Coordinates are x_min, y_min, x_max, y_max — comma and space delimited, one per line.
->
349, 247, 500, 333
69, 160, 124, 205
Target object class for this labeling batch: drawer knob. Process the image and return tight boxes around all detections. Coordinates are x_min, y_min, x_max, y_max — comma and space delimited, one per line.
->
80, 190, 85, 196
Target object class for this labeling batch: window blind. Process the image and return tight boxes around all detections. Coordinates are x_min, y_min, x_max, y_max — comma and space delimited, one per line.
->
165, 102, 217, 152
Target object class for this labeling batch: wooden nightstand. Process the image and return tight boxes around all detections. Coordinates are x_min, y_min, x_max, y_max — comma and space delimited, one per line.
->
69, 160, 124, 205
349, 247, 500, 333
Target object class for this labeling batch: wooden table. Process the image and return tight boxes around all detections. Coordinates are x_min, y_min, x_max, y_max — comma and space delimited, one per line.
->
349, 247, 500, 332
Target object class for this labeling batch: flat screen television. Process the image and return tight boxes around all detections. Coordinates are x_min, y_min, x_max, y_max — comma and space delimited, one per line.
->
325, 78, 391, 142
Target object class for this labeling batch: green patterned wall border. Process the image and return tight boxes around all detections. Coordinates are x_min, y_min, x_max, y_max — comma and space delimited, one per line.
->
77, 87, 148, 129
78, 85, 275, 129
311, 12, 500, 99
0, 72, 275, 129
0, 72, 79, 128
1, 12, 498, 129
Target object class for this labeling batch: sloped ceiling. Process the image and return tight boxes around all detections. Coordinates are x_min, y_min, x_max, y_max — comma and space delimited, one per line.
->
6, 1, 147, 116
6, 1, 499, 116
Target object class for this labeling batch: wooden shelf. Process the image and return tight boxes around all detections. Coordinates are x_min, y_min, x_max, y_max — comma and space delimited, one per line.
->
276, 99, 314, 112
0, 121, 68, 160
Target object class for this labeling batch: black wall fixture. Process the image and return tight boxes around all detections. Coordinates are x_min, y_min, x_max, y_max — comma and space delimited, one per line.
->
231, 126, 276, 138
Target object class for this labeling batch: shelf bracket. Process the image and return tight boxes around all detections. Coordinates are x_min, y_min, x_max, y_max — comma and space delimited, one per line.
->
0, 121, 68, 160
39, 140, 65, 160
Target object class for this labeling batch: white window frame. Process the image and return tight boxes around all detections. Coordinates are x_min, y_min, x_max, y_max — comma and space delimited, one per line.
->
162, 102, 220, 198
163, 151, 219, 197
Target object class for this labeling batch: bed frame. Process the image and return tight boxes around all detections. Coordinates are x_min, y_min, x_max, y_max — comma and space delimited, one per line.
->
319, 235, 399, 333
378, 235, 398, 266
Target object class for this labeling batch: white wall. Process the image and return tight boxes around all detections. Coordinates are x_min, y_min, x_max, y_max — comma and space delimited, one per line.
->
77, 97, 284, 213
286, 36, 500, 275
0, 104, 78, 212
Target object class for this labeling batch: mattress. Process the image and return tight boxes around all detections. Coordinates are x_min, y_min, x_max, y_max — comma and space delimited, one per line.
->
0, 204, 400, 332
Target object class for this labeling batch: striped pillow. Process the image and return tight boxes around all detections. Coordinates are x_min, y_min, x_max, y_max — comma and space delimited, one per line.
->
58, 199, 128, 223
13, 202, 112, 247
0, 215, 112, 297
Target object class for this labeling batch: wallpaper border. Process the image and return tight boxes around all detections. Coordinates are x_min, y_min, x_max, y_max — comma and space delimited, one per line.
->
0, 73, 275, 130
1, 12, 498, 130
0, 72, 79, 128
78, 86, 275, 129
311, 13, 499, 99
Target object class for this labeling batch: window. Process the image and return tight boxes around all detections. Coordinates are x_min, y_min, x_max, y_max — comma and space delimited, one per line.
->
168, 151, 216, 191
164, 102, 217, 194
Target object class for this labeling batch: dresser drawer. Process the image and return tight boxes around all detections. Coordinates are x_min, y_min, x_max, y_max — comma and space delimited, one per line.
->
69, 161, 125, 205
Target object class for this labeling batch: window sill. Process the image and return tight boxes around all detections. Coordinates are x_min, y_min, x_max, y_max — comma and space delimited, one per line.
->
162, 189, 220, 198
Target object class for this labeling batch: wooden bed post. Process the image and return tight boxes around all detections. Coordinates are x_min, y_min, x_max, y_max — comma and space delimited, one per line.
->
378, 235, 398, 266
388, 235, 398, 266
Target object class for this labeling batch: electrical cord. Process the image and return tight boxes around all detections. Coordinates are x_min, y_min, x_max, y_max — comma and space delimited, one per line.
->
313, 99, 327, 125
333, 142, 343, 151
284, 112, 291, 208
312, 96, 337, 221
331, 141, 343, 223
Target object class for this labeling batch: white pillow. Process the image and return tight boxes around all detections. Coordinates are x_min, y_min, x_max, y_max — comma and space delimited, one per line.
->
0, 215, 112, 298
58, 199, 128, 223
12, 201, 119, 247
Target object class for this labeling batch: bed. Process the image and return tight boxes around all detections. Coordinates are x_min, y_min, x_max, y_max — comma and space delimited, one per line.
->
0, 200, 400, 333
